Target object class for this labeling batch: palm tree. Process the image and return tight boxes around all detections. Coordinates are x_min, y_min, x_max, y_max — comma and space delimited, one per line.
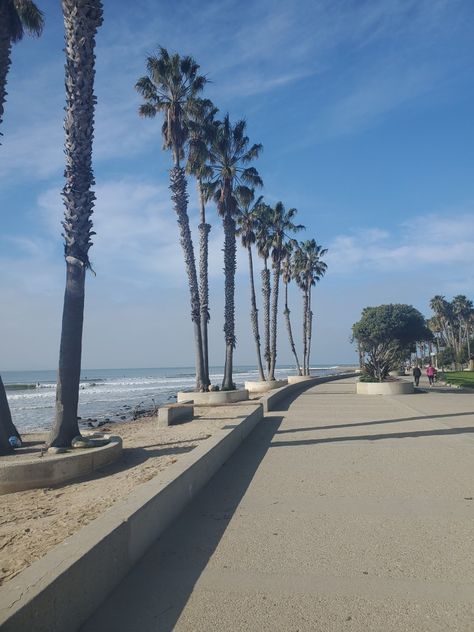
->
255, 204, 273, 376
0, 0, 43, 451
0, 376, 21, 455
186, 99, 218, 388
452, 295, 473, 361
281, 245, 302, 376
136, 47, 207, 392
267, 203, 303, 380
206, 115, 262, 390
294, 240, 327, 375
48, 0, 103, 448
0, 0, 44, 137
236, 189, 266, 381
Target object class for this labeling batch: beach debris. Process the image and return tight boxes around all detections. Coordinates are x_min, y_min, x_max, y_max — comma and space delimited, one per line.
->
8, 436, 21, 449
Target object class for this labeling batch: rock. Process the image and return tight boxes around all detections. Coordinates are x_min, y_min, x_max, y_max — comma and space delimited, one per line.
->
48, 446, 68, 454
120, 415, 126, 420
71, 436, 93, 449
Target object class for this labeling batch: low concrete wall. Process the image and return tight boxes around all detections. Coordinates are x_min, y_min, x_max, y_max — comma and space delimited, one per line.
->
0, 437, 122, 495
0, 403, 263, 632
244, 379, 287, 393
260, 372, 357, 413
356, 380, 414, 395
157, 403, 194, 427
177, 389, 249, 405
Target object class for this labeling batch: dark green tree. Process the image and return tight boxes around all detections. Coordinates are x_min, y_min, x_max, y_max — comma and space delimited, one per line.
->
353, 304, 432, 381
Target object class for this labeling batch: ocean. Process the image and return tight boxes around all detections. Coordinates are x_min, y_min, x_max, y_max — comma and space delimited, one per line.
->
3, 365, 350, 433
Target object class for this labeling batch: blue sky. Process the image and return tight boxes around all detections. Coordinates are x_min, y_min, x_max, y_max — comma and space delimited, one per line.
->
1, 0, 474, 370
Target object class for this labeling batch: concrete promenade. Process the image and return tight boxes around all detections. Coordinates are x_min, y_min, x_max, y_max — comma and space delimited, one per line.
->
82, 377, 474, 631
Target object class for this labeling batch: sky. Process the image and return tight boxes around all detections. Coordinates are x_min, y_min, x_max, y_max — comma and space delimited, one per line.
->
1, 0, 474, 371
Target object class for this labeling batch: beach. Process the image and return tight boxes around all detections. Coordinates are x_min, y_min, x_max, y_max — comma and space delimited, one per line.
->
0, 403, 250, 587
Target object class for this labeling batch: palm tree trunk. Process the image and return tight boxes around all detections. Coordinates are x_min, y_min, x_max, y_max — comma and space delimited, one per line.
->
261, 260, 271, 376
283, 282, 301, 375
0, 8, 12, 136
197, 179, 211, 387
247, 246, 265, 381
306, 284, 313, 375
170, 166, 206, 391
0, 375, 21, 455
50, 0, 103, 448
302, 288, 308, 375
269, 260, 281, 380
50, 258, 85, 446
222, 212, 237, 390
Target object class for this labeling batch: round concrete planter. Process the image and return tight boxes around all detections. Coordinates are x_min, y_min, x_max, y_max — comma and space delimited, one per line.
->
0, 434, 122, 494
287, 375, 315, 384
356, 380, 414, 395
177, 389, 249, 405
244, 379, 287, 393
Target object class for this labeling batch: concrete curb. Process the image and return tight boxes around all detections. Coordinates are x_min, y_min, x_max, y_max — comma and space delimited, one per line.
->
0, 403, 263, 632
260, 372, 357, 413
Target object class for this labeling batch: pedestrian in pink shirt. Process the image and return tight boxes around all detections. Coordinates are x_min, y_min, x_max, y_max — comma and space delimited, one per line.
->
426, 364, 436, 386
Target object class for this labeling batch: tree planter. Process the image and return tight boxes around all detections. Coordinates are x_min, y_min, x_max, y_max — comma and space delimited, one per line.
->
287, 375, 315, 384
177, 389, 249, 405
356, 380, 414, 395
244, 379, 287, 393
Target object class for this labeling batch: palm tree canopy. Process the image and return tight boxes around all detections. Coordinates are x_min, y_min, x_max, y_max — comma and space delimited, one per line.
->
267, 201, 304, 265
3, 0, 44, 43
235, 189, 265, 249
294, 239, 328, 289
186, 98, 218, 181
135, 46, 207, 165
205, 114, 263, 217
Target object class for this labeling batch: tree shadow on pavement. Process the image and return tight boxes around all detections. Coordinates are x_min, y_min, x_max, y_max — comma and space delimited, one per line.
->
271, 425, 474, 447
80, 414, 284, 632
276, 410, 474, 434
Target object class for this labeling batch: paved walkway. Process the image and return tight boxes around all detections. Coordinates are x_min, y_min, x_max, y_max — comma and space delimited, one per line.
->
82, 377, 474, 631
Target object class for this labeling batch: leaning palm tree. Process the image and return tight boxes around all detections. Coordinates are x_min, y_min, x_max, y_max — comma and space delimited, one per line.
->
0, 0, 44, 137
236, 189, 266, 381
267, 203, 303, 380
136, 47, 207, 392
206, 115, 262, 390
0, 0, 43, 450
281, 245, 302, 376
0, 376, 21, 455
49, 0, 103, 448
294, 240, 327, 375
186, 99, 218, 388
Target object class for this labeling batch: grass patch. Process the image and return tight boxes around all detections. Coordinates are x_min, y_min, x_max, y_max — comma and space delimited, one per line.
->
440, 371, 474, 388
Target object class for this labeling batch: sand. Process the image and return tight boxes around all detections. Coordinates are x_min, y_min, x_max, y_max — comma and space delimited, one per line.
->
0, 406, 241, 587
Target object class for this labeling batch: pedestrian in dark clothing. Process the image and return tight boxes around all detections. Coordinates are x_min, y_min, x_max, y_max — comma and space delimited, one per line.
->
413, 366, 421, 386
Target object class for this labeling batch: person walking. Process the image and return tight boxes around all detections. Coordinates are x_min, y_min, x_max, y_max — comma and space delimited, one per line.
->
426, 364, 435, 387
413, 366, 421, 387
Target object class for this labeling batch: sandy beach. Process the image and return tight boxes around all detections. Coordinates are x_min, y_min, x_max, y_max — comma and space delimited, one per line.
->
0, 406, 243, 587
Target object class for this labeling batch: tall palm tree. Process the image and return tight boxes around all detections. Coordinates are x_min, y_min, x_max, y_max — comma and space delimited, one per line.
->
452, 295, 473, 359
267, 203, 303, 380
136, 47, 207, 392
0, 0, 44, 137
281, 245, 302, 376
206, 115, 262, 390
186, 99, 218, 388
236, 189, 266, 381
294, 240, 327, 375
255, 204, 273, 376
49, 0, 103, 448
